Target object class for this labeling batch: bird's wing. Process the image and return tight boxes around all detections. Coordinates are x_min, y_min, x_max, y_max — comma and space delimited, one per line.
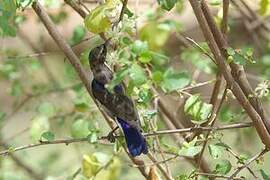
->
109, 94, 141, 129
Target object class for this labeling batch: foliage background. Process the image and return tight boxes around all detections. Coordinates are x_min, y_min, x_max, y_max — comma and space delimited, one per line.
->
0, 0, 270, 179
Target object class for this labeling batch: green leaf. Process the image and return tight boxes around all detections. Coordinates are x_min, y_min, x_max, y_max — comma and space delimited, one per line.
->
84, 3, 112, 33
219, 106, 235, 122
209, 0, 222, 6
49, 10, 67, 24
10, 80, 23, 96
208, 144, 223, 159
0, 112, 6, 121
184, 95, 213, 123
178, 137, 202, 157
106, 66, 129, 91
157, 0, 177, 11
184, 95, 200, 112
233, 53, 246, 65
74, 101, 89, 112
82, 152, 121, 179
151, 52, 169, 66
215, 160, 232, 175
37, 102, 55, 117
161, 68, 190, 92
82, 154, 101, 178
260, 169, 270, 180
226, 47, 235, 56
30, 116, 50, 141
138, 88, 153, 104
0, 0, 17, 37
71, 119, 90, 138
130, 40, 149, 55
129, 63, 147, 86
87, 132, 98, 144
178, 146, 202, 157
226, 47, 255, 65
260, 0, 270, 15
41, 131, 55, 142
69, 25, 86, 45
143, 110, 157, 120
152, 71, 163, 83
140, 22, 171, 50
181, 48, 215, 74
139, 51, 152, 64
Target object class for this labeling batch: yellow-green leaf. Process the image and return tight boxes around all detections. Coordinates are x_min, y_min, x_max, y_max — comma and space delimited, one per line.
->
84, 5, 111, 34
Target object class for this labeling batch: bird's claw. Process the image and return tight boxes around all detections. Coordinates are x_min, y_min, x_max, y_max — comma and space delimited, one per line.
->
107, 131, 116, 143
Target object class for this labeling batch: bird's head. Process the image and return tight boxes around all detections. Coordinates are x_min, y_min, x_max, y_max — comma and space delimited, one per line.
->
88, 43, 107, 67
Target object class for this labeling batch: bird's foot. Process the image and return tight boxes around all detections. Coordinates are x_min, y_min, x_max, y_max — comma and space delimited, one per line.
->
107, 131, 116, 143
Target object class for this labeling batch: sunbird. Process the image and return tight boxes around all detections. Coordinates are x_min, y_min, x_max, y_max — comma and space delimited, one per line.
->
89, 42, 148, 157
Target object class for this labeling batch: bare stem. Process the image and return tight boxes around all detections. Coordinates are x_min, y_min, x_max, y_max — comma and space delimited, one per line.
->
0, 122, 253, 156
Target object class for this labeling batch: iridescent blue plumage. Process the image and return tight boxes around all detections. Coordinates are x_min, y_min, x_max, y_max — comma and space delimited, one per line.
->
117, 118, 148, 156
89, 43, 148, 157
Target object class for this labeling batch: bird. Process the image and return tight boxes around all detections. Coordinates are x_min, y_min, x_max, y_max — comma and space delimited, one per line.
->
89, 42, 148, 157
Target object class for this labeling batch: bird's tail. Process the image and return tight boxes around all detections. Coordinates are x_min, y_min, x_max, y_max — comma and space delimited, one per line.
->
117, 118, 148, 157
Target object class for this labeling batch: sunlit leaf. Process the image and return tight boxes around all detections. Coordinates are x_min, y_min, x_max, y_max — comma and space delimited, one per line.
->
140, 22, 170, 50
82, 153, 121, 179
30, 116, 50, 141
82, 154, 101, 178
139, 51, 152, 64
260, 0, 270, 15
84, 0, 121, 34
209, 0, 222, 6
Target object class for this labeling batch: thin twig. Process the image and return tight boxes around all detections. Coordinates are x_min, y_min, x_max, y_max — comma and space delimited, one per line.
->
196, 172, 244, 180
229, 148, 269, 179
0, 122, 253, 156
221, 0, 229, 35
147, 152, 173, 180
226, 148, 258, 178
185, 36, 216, 65
119, 0, 128, 23
0, 142, 44, 179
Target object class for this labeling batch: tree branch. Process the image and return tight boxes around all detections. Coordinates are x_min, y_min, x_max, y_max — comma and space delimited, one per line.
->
229, 148, 269, 179
188, 0, 270, 148
31, 1, 149, 178
0, 122, 253, 156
